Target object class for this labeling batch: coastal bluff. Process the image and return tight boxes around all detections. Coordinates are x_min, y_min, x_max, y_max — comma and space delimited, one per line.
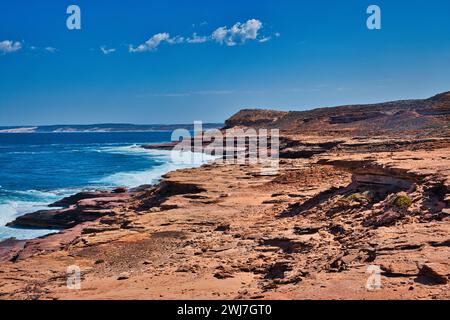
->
0, 92, 449, 300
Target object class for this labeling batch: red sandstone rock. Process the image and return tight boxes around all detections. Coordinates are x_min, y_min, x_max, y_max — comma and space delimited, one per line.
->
0, 93, 449, 300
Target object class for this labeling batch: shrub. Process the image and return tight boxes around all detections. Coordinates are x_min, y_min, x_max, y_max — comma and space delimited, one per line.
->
392, 193, 413, 209
345, 191, 372, 203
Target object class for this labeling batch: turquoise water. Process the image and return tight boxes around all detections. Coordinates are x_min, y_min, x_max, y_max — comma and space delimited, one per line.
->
0, 132, 213, 240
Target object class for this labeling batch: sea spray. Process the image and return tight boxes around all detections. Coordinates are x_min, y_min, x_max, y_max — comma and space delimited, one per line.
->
0, 132, 216, 240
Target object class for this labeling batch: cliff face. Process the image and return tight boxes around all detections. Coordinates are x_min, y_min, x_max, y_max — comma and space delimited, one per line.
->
225, 92, 450, 136
224, 109, 288, 129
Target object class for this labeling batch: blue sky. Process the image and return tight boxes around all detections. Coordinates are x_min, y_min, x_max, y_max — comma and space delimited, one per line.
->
1, 0, 450, 125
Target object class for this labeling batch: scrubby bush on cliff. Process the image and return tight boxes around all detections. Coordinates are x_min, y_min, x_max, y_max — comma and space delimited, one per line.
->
344, 191, 373, 205
391, 192, 413, 209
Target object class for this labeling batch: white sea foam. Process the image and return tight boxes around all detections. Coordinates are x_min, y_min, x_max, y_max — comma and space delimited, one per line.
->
0, 226, 57, 241
97, 146, 217, 188
0, 201, 51, 226
0, 200, 58, 240
0, 188, 77, 240
0, 144, 217, 241
10, 189, 72, 200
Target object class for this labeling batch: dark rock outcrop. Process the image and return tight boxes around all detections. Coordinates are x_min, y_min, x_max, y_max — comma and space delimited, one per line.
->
49, 191, 116, 208
7, 191, 131, 229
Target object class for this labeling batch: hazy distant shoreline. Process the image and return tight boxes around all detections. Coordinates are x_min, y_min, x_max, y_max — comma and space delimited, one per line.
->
0, 123, 223, 134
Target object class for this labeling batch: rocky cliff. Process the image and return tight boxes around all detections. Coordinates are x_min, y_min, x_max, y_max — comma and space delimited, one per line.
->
0, 92, 449, 300
225, 92, 450, 136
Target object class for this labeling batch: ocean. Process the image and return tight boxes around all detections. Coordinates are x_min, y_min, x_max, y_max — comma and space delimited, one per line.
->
0, 132, 214, 241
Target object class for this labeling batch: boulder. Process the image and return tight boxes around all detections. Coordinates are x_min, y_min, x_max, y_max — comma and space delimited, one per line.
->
49, 191, 112, 208
418, 263, 449, 284
112, 187, 128, 194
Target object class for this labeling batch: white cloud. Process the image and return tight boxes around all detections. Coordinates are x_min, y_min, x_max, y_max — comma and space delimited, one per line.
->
0, 43, 59, 54
129, 32, 171, 52
192, 21, 208, 29
129, 32, 207, 52
147, 92, 191, 97
259, 36, 272, 43
142, 89, 237, 98
167, 35, 185, 45
45, 47, 58, 53
0, 40, 22, 54
193, 89, 236, 95
186, 33, 208, 44
212, 19, 263, 46
238, 19, 263, 40
129, 19, 276, 53
212, 27, 228, 44
100, 46, 116, 55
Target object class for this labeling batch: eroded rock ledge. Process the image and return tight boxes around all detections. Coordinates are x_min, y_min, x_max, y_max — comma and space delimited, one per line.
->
0, 134, 448, 300
6, 188, 132, 229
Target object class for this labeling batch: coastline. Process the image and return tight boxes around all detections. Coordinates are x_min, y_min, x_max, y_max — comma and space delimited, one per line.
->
0, 146, 216, 242
1, 93, 449, 300
0, 133, 448, 299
